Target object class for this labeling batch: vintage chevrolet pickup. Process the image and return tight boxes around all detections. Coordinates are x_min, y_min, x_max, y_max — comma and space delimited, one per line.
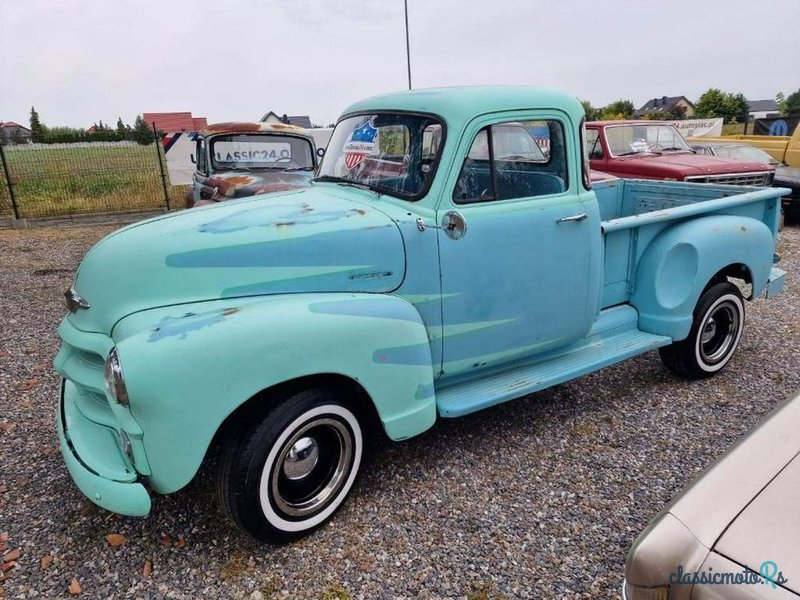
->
55, 86, 788, 543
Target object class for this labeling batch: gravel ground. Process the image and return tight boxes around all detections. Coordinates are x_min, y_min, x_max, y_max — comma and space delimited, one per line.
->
1, 223, 798, 600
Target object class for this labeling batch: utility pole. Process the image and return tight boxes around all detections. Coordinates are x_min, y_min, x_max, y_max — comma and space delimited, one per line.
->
404, 0, 412, 90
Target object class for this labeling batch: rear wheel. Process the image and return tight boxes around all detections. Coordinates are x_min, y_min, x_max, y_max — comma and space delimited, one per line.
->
218, 388, 363, 543
659, 282, 745, 379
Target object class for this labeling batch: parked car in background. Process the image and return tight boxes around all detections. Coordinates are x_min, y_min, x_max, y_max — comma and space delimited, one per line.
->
586, 121, 774, 185
690, 141, 800, 222
689, 124, 800, 167
188, 122, 317, 207
55, 86, 786, 543
623, 390, 800, 599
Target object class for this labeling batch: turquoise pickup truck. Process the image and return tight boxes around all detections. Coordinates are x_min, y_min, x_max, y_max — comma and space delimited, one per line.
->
55, 86, 788, 543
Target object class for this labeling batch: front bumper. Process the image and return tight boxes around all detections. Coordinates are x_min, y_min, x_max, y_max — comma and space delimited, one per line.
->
57, 380, 151, 516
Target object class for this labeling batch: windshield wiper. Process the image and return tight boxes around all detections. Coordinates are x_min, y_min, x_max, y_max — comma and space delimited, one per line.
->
314, 175, 381, 195
661, 147, 688, 152
282, 166, 315, 171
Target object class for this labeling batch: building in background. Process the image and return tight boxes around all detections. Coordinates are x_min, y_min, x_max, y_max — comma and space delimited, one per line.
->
142, 112, 208, 132
0, 121, 32, 143
747, 99, 780, 120
260, 111, 313, 129
634, 96, 696, 118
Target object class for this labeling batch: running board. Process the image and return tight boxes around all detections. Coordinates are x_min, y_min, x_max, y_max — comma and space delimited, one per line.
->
436, 307, 671, 418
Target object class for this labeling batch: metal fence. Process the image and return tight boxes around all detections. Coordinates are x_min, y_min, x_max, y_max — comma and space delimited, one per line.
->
0, 125, 186, 220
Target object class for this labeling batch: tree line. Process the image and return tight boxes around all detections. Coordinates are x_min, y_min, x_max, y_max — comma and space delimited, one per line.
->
582, 88, 800, 123
4, 107, 157, 145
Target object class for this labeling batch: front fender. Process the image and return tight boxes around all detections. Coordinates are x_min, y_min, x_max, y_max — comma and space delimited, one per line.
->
112, 293, 436, 494
630, 215, 774, 341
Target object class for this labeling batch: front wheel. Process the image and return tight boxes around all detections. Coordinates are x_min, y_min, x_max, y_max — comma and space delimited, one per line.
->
218, 389, 363, 543
658, 282, 745, 380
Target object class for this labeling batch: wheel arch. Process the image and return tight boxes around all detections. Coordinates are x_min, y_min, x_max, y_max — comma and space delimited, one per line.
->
631, 215, 773, 341
210, 373, 385, 451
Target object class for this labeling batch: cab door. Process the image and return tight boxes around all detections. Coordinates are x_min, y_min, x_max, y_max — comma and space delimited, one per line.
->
435, 113, 600, 380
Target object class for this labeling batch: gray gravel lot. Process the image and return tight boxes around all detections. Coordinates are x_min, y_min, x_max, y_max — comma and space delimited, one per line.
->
1, 223, 798, 600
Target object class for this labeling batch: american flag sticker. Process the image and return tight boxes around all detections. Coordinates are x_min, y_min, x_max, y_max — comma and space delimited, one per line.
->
343, 121, 378, 170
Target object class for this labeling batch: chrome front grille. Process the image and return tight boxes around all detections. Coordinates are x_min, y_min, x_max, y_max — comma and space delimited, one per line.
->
686, 171, 773, 186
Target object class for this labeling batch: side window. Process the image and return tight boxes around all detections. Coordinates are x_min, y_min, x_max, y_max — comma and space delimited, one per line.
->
586, 129, 604, 159
454, 129, 493, 203
453, 120, 568, 204
196, 139, 208, 174
421, 123, 443, 180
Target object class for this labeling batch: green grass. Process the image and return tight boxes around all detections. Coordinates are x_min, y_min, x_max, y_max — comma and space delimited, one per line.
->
721, 122, 746, 136
0, 144, 188, 219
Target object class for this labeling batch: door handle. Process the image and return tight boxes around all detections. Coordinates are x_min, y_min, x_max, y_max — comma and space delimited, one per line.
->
556, 213, 588, 223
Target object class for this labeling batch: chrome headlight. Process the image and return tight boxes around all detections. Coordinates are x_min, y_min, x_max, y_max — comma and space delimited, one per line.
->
103, 347, 129, 406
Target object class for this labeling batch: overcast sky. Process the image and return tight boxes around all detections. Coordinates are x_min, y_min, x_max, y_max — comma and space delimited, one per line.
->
1, 0, 798, 128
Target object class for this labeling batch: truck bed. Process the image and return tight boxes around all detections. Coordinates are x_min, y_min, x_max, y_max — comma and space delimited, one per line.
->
594, 179, 785, 308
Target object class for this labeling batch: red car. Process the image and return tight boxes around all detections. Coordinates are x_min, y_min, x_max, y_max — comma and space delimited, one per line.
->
586, 121, 774, 186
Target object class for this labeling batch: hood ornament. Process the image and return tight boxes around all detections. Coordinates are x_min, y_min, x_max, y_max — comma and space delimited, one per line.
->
64, 287, 90, 312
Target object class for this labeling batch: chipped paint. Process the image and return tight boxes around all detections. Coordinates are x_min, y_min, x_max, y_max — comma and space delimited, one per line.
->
148, 307, 239, 342
197, 204, 370, 234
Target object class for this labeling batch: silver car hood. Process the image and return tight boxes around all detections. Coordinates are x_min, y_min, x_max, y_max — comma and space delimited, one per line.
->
714, 454, 800, 594
667, 394, 800, 553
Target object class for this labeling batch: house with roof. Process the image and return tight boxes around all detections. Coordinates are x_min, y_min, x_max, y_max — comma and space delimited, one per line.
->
260, 111, 313, 129
142, 112, 208, 132
0, 121, 32, 143
747, 99, 780, 120
634, 96, 696, 118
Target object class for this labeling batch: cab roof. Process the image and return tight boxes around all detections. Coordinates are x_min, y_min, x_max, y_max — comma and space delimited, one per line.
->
587, 120, 675, 127
342, 86, 586, 128
199, 121, 310, 137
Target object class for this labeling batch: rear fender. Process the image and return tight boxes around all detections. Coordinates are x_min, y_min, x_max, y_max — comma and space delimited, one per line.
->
630, 215, 774, 341
113, 293, 436, 494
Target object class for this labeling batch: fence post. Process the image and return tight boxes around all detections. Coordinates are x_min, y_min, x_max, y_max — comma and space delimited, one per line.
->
151, 123, 171, 211
0, 143, 20, 220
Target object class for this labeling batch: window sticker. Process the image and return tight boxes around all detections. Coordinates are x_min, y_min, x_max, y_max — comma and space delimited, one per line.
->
629, 139, 650, 153
343, 121, 378, 170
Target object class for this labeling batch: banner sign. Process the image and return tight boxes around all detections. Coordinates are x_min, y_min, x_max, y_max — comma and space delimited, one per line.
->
754, 117, 799, 136
162, 132, 198, 186
670, 118, 723, 138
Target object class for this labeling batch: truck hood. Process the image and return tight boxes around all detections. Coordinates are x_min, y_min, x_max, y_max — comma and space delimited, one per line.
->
714, 454, 800, 594
68, 187, 406, 334
205, 169, 313, 200
613, 153, 773, 177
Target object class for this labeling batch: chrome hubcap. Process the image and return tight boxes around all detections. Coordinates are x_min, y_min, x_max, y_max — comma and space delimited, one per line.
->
699, 301, 739, 364
271, 418, 352, 518
283, 437, 319, 481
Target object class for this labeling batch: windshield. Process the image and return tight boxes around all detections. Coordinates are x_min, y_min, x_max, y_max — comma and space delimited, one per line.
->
210, 134, 314, 171
605, 124, 691, 157
712, 144, 778, 165
315, 113, 444, 200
